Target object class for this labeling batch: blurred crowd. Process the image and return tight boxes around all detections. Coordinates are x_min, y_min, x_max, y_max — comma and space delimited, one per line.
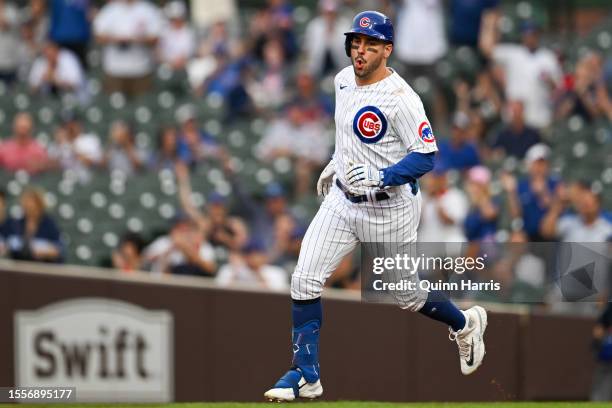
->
0, 0, 610, 300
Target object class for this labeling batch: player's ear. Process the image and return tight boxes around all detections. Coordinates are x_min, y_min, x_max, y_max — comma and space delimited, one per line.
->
384, 43, 393, 59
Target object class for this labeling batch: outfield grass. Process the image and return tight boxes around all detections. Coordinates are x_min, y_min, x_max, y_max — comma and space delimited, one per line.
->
7, 402, 610, 408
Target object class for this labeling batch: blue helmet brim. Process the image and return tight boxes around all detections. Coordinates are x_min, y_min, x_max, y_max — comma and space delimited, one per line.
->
344, 28, 392, 43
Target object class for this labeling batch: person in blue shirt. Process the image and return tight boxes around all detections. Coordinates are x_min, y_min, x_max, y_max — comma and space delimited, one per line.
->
8, 188, 64, 263
450, 0, 499, 47
501, 144, 558, 241
174, 105, 228, 167
463, 166, 499, 242
49, 0, 92, 69
491, 100, 541, 159
436, 111, 481, 172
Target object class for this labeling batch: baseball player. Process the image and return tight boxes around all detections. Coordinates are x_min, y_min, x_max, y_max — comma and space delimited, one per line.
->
264, 11, 488, 402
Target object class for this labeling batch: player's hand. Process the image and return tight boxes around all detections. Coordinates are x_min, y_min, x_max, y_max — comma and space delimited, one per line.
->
345, 163, 383, 188
317, 159, 336, 197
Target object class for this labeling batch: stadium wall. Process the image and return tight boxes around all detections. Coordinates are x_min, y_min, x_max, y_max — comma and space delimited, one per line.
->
0, 261, 595, 402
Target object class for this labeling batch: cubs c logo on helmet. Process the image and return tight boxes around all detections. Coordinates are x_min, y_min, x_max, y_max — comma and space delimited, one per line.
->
359, 16, 371, 28
353, 106, 387, 144
418, 121, 435, 143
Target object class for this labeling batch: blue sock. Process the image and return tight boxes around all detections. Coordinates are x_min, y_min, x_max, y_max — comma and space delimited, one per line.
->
418, 290, 466, 332
291, 298, 321, 383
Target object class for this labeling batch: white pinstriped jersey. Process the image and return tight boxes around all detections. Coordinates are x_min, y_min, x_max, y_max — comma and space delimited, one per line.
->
333, 65, 438, 190
290, 65, 437, 307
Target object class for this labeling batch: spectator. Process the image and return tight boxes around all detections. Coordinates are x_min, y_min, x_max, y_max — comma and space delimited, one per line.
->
541, 181, 612, 242
94, 0, 162, 97
481, 20, 563, 129
290, 71, 334, 122
394, 0, 447, 69
112, 232, 145, 273
216, 239, 288, 291
29, 41, 86, 99
556, 51, 603, 122
454, 71, 503, 131
302, 0, 350, 78
232, 179, 300, 266
419, 167, 469, 243
148, 125, 180, 171
249, 0, 297, 63
16, 16, 40, 78
436, 111, 480, 172
142, 216, 216, 276
0, 112, 49, 174
0, 189, 15, 257
48, 111, 103, 184
157, 1, 196, 71
597, 57, 612, 121
591, 302, 612, 401
491, 100, 541, 159
0, 0, 21, 85
175, 105, 227, 167
7, 187, 63, 263
247, 38, 288, 110
501, 144, 558, 241
464, 165, 499, 243
197, 20, 236, 59
104, 120, 147, 176
48, 0, 92, 69
175, 161, 248, 259
189, 0, 237, 32
22, 0, 48, 48
255, 103, 331, 197
200, 49, 253, 120
449, 0, 499, 47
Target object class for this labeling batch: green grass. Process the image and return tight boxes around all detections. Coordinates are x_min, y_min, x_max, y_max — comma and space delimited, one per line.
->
7, 402, 611, 408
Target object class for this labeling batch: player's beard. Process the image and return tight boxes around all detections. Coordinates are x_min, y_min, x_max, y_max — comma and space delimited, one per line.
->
352, 52, 384, 80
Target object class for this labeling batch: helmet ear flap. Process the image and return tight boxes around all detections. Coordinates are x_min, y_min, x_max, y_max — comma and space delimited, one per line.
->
344, 35, 352, 57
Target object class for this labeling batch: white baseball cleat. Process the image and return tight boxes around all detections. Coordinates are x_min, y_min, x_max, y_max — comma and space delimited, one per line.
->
449, 305, 488, 375
264, 369, 323, 402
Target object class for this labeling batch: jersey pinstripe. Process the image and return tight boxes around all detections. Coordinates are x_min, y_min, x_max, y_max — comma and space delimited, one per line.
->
291, 65, 435, 310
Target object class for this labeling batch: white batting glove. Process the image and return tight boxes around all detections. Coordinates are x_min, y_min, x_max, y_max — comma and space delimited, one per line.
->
316, 159, 336, 197
345, 163, 384, 188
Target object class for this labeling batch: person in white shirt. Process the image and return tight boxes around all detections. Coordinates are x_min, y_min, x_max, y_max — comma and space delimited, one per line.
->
541, 181, 612, 242
216, 240, 289, 291
481, 20, 563, 129
302, 0, 351, 78
29, 41, 85, 96
157, 1, 196, 71
419, 167, 469, 245
142, 216, 217, 276
94, 0, 163, 96
394, 0, 447, 66
48, 112, 103, 184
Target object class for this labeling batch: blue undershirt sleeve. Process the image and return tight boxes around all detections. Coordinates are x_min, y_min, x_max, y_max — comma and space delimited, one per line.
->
381, 152, 435, 187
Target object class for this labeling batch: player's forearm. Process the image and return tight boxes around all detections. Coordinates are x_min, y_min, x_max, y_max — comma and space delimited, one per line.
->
381, 152, 435, 187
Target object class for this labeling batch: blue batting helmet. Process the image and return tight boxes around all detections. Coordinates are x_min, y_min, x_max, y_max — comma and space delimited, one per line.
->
344, 11, 394, 57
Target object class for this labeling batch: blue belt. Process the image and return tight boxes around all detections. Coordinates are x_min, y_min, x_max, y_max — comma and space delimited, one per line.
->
336, 179, 390, 203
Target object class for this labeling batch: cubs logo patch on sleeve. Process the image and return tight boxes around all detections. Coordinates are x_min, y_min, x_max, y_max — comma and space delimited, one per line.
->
353, 106, 388, 144
418, 121, 435, 143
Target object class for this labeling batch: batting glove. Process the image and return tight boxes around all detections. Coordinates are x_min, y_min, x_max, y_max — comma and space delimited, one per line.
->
317, 159, 336, 197
346, 163, 384, 188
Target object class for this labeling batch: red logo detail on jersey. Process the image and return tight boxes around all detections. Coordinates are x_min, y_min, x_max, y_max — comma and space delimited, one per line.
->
359, 17, 371, 28
419, 122, 435, 143
357, 112, 382, 138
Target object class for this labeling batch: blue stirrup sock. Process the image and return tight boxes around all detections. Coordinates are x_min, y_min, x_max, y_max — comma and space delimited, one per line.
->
290, 297, 322, 383
418, 290, 466, 332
